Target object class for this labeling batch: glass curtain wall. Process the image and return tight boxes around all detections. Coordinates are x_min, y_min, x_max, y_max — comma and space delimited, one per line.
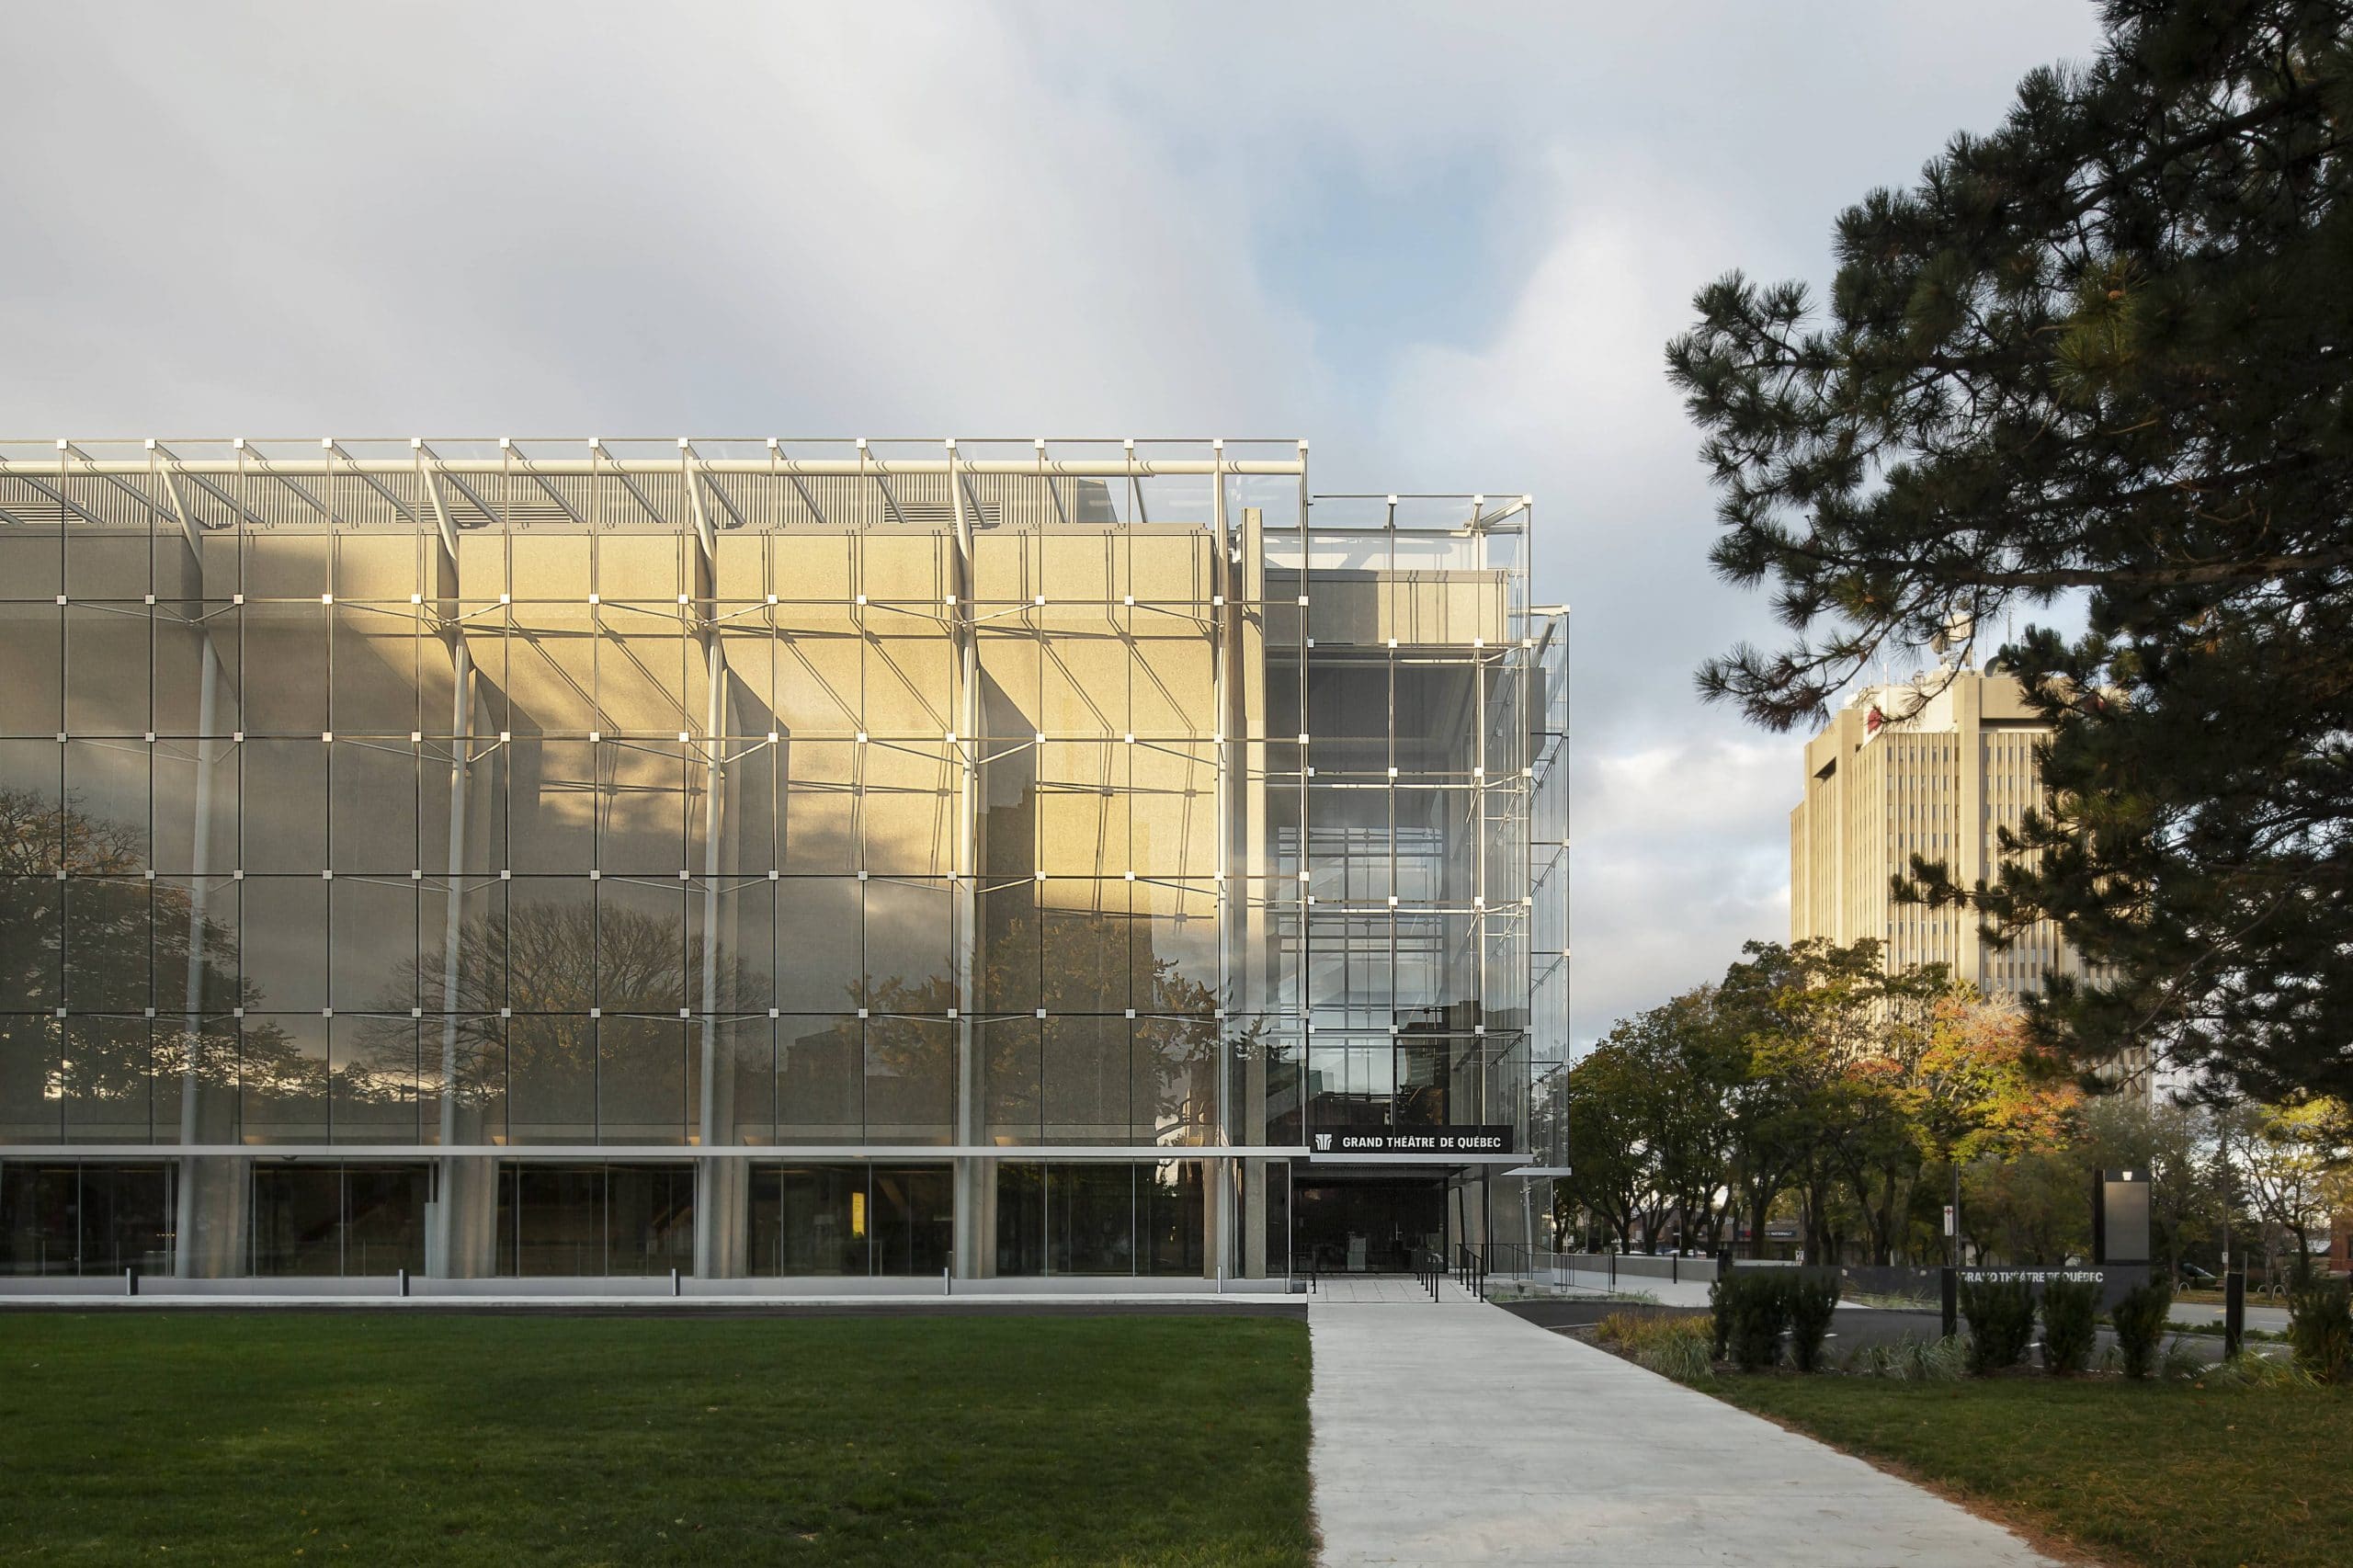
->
1270, 495, 1536, 1144
0, 440, 1559, 1277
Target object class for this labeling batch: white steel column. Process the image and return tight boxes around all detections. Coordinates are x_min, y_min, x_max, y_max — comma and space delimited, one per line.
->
685, 449, 745, 1278
949, 441, 985, 1277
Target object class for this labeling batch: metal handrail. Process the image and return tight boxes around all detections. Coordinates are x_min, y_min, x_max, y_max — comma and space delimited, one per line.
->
1453, 1243, 1487, 1301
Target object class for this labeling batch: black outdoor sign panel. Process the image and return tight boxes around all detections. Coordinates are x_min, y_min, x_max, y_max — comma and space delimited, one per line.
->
1309, 1126, 1516, 1156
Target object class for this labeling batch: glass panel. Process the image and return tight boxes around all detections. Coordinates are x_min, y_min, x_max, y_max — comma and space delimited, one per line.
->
64, 879, 151, 1013
866, 875, 954, 1008
507, 1012, 597, 1144
776, 1015, 858, 1143
869, 1164, 951, 1276
605, 1163, 694, 1275
503, 1164, 602, 1275
64, 604, 150, 735
1048, 1163, 1133, 1275
981, 1018, 1040, 1143
335, 1017, 421, 1143
1135, 880, 1218, 1007
330, 602, 421, 735
1140, 1160, 1205, 1275
1040, 879, 1126, 1015
331, 877, 415, 1011
774, 878, 859, 1013
1136, 1016, 1215, 1145
993, 1162, 1044, 1277
250, 1164, 343, 1275
596, 880, 685, 1014
0, 1164, 172, 1276
241, 602, 328, 733
240, 1013, 328, 1143
690, 1014, 771, 1147
509, 739, 595, 872
330, 740, 417, 873
598, 1016, 687, 1145
0, 606, 64, 735
861, 743, 954, 877
0, 1015, 62, 1140
778, 740, 855, 874
864, 1015, 951, 1143
242, 741, 326, 872
63, 1016, 151, 1142
1042, 1017, 1127, 1145
750, 1163, 862, 1276
241, 877, 327, 1011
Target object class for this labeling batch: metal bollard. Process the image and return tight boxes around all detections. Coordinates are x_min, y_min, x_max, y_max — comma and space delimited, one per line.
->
1940, 1265, 1959, 1340
125, 1266, 138, 1298
397, 1267, 410, 1298
670, 1267, 681, 1298
942, 1265, 950, 1297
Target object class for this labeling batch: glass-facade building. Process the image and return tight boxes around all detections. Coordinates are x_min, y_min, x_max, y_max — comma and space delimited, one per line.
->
0, 437, 1566, 1284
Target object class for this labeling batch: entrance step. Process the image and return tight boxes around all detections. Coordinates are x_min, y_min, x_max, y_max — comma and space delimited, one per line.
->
1309, 1275, 1483, 1305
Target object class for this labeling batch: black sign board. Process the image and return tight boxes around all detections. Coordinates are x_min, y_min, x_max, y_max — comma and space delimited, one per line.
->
2092, 1167, 2152, 1265
1308, 1126, 1516, 1156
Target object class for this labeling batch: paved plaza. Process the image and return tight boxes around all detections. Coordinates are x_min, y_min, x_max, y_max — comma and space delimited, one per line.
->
1308, 1290, 2063, 1567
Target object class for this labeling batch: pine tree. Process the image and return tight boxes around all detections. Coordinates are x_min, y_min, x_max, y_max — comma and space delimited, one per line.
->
1668, 1, 2353, 1098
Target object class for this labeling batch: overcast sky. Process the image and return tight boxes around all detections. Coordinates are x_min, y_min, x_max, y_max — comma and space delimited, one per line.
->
1, 1, 2108, 1046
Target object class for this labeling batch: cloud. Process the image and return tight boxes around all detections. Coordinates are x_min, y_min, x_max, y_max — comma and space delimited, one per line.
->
1570, 737, 1794, 1043
0, 2, 1327, 437
0, 0, 2112, 1057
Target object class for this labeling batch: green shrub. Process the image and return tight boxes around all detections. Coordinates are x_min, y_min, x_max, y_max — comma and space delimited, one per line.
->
2199, 1347, 2317, 1390
2110, 1277, 2175, 1379
1630, 1317, 1716, 1382
1959, 1277, 2035, 1374
2040, 1277, 2099, 1375
1596, 1310, 1717, 1382
1786, 1269, 1841, 1371
1716, 1270, 1790, 1371
2286, 1274, 2353, 1384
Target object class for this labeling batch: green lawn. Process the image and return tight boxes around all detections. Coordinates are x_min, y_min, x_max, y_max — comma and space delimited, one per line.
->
0, 1312, 1312, 1566
1712, 1375, 2353, 1568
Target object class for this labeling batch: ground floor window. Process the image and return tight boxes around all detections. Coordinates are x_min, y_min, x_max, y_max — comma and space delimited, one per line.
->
250, 1164, 427, 1277
995, 1161, 1205, 1277
495, 1164, 694, 1277
0, 1163, 173, 1276
746, 1164, 952, 1278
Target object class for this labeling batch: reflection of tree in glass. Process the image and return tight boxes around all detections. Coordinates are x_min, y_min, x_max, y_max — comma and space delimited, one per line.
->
961, 901, 1222, 1142
0, 787, 304, 1115
358, 898, 767, 1115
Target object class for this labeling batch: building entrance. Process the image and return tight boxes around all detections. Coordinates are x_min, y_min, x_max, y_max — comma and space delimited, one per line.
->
1292, 1175, 1446, 1274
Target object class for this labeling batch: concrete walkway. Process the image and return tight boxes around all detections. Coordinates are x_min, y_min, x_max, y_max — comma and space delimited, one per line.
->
1308, 1295, 2062, 1567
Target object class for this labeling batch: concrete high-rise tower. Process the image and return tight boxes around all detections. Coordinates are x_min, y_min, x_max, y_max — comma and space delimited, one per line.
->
1789, 668, 2085, 998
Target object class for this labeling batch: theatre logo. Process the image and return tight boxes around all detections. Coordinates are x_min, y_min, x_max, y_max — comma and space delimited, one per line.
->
1311, 1128, 1515, 1156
